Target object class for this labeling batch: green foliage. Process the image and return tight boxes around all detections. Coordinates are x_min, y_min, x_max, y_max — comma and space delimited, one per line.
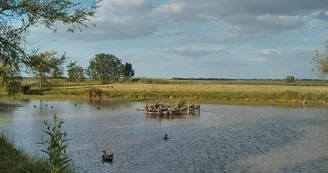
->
122, 62, 135, 79
21, 85, 31, 94
87, 88, 102, 98
313, 41, 328, 79
0, 0, 99, 73
176, 99, 186, 108
6, 79, 22, 98
286, 76, 296, 83
86, 53, 124, 81
0, 134, 51, 173
29, 51, 66, 89
38, 114, 73, 173
67, 61, 85, 82
0, 65, 13, 85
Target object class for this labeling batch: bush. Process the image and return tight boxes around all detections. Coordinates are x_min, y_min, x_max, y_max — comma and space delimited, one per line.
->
87, 88, 102, 98
6, 80, 21, 98
176, 99, 186, 108
37, 114, 73, 173
21, 85, 31, 94
286, 76, 296, 83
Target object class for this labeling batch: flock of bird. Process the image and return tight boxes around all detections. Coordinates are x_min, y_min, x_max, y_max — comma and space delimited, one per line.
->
32, 103, 116, 111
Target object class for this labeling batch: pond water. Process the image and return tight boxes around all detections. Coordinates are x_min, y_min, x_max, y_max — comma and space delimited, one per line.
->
0, 99, 328, 173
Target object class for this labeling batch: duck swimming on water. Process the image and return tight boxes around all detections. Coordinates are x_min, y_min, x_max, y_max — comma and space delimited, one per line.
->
102, 150, 113, 162
163, 134, 168, 140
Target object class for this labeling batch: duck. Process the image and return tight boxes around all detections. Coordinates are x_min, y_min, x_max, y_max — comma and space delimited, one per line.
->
74, 104, 77, 106
45, 104, 48, 106
102, 150, 113, 162
51, 106, 54, 109
97, 107, 100, 110
163, 134, 169, 140
33, 105, 36, 108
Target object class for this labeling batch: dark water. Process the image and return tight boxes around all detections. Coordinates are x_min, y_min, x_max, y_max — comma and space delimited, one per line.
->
0, 99, 328, 173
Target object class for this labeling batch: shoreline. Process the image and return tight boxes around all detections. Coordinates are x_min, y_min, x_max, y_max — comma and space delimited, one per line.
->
0, 134, 51, 173
3, 93, 327, 108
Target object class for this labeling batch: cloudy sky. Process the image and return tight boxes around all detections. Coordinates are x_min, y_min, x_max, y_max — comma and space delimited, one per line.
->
27, 0, 328, 79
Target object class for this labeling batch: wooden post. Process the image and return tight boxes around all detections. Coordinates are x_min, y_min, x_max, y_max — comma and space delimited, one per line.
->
146, 104, 149, 115
187, 99, 190, 115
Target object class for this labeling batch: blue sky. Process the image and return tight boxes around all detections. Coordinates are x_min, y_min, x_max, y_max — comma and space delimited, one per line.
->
26, 0, 328, 79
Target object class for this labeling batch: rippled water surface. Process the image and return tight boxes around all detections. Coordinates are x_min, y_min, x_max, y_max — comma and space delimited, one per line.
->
0, 99, 328, 173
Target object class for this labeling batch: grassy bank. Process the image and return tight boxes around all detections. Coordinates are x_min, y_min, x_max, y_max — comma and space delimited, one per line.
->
0, 134, 50, 173
17, 82, 328, 104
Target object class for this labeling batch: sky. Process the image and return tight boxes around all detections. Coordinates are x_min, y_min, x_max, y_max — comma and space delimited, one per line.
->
26, 0, 328, 79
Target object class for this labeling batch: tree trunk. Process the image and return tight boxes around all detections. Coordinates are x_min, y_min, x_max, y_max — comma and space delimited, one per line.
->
39, 74, 42, 90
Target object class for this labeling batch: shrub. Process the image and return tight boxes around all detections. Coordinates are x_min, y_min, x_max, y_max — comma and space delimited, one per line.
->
21, 85, 31, 94
286, 76, 296, 83
6, 80, 22, 98
176, 99, 186, 108
37, 114, 73, 173
88, 88, 102, 98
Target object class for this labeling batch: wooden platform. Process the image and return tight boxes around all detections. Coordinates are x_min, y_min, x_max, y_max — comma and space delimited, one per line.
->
142, 101, 200, 116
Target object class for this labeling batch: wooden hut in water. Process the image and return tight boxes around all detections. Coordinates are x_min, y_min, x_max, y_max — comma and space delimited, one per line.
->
142, 101, 200, 116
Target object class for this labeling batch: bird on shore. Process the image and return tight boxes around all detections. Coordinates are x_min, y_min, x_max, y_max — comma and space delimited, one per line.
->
163, 134, 169, 140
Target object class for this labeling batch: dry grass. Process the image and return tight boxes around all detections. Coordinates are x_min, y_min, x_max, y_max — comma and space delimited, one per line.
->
20, 79, 328, 103
48, 83, 328, 94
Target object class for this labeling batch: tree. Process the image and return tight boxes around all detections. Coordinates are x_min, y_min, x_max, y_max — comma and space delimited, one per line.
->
6, 78, 22, 98
87, 53, 124, 82
0, 0, 99, 80
29, 51, 66, 89
122, 62, 135, 79
313, 41, 328, 79
67, 61, 85, 82
286, 76, 295, 84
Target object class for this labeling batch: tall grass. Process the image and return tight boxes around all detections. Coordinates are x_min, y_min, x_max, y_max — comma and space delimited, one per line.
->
37, 114, 74, 173
0, 134, 51, 173
0, 114, 74, 173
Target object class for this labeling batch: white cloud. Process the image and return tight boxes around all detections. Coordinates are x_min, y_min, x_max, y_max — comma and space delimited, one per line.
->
153, 30, 183, 36
158, 47, 225, 57
256, 49, 283, 55
248, 58, 267, 62
29, 0, 157, 40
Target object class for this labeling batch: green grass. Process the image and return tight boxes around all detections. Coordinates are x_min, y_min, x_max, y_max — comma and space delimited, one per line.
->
13, 78, 328, 104
0, 134, 51, 173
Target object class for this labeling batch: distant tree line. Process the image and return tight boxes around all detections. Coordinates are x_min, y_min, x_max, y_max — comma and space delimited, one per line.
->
6, 51, 135, 93
172, 77, 327, 81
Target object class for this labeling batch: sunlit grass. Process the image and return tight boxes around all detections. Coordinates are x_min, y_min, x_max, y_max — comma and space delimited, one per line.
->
18, 78, 328, 103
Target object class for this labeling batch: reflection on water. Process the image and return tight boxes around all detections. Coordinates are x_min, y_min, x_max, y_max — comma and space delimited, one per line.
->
0, 99, 328, 173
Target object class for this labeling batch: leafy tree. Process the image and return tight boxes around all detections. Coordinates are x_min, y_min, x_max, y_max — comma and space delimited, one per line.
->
286, 76, 295, 83
122, 62, 135, 79
28, 51, 66, 89
87, 53, 124, 82
6, 78, 22, 98
67, 61, 85, 82
0, 0, 99, 85
313, 41, 328, 79
0, 65, 11, 85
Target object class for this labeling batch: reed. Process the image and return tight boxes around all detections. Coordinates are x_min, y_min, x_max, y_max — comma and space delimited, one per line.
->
37, 114, 74, 173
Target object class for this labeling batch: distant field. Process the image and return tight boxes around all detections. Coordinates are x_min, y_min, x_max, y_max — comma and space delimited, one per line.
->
45, 83, 328, 94
16, 78, 328, 104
